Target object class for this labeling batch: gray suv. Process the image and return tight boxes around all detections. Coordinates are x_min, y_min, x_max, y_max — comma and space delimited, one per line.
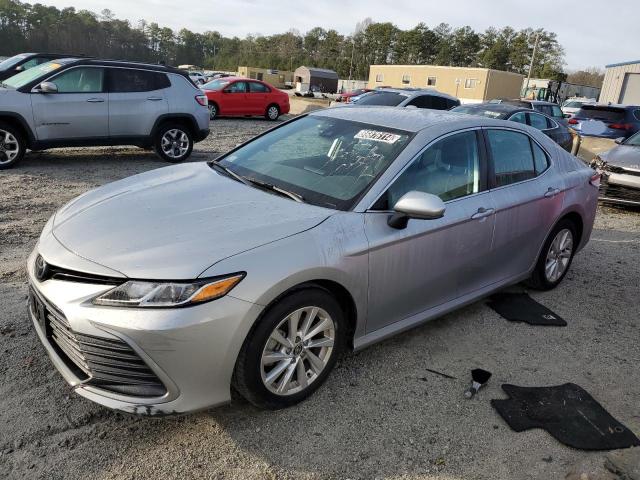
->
0, 58, 210, 169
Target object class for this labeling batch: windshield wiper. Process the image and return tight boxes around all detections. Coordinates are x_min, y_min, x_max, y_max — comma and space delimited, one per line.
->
209, 161, 251, 186
244, 177, 305, 203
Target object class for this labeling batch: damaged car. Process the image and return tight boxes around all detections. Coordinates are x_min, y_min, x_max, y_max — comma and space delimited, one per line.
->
591, 132, 640, 206
28, 106, 598, 414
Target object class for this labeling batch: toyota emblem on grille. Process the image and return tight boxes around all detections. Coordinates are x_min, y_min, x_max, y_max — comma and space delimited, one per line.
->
34, 255, 49, 281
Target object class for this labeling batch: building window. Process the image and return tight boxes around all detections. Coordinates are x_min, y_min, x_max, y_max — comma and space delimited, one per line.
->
427, 76, 437, 87
375, 73, 384, 83
464, 78, 478, 89
402, 74, 411, 84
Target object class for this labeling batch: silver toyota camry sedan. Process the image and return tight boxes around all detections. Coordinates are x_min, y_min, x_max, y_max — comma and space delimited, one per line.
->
27, 106, 599, 414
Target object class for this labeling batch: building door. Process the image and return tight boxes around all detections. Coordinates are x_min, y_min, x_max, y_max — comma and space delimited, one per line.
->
619, 73, 640, 105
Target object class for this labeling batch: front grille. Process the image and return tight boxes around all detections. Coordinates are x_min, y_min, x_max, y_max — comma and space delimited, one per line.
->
600, 175, 640, 204
30, 288, 166, 398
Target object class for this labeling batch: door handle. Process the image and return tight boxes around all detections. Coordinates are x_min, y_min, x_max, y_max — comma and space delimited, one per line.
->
471, 207, 495, 220
544, 187, 561, 198
146, 97, 163, 101
86, 98, 105, 103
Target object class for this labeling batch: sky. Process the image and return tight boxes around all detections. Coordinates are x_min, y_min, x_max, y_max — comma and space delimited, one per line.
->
36, 0, 640, 71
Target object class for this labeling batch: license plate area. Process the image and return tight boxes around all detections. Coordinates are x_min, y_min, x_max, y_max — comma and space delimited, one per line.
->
28, 286, 49, 334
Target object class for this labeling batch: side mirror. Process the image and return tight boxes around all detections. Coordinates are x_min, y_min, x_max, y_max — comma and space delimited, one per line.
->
14, 66, 24, 72
615, 137, 625, 145
388, 191, 446, 229
37, 82, 58, 93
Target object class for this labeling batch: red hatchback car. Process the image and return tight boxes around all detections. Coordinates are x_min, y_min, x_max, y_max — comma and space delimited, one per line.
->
201, 77, 290, 120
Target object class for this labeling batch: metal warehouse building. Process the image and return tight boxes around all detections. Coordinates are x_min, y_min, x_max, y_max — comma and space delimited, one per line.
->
293, 66, 339, 93
367, 65, 524, 104
600, 60, 640, 105
237, 66, 293, 89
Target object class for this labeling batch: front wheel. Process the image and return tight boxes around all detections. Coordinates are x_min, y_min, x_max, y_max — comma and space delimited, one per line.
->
208, 103, 218, 120
153, 124, 193, 163
232, 289, 346, 409
265, 104, 280, 121
0, 122, 26, 170
526, 219, 577, 290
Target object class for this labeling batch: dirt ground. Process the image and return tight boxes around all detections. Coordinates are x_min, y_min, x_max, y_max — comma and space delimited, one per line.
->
1, 117, 639, 480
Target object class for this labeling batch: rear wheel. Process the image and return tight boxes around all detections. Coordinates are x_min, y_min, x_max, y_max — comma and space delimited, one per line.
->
232, 289, 345, 409
265, 104, 280, 121
526, 219, 577, 290
153, 123, 193, 163
208, 102, 218, 120
0, 122, 26, 170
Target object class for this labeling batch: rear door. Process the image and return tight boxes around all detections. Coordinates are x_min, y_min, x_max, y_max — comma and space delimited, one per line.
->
30, 66, 108, 140
483, 128, 564, 281
246, 81, 270, 114
107, 68, 169, 137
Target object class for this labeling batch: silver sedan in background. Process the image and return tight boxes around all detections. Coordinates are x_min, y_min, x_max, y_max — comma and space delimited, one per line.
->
27, 106, 598, 414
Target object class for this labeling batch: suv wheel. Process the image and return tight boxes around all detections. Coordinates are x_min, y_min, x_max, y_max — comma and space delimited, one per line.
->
526, 219, 577, 290
0, 122, 26, 170
232, 289, 346, 409
154, 123, 193, 163
265, 104, 280, 121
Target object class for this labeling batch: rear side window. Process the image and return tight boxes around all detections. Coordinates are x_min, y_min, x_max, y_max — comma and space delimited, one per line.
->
487, 130, 536, 187
578, 106, 625, 122
509, 112, 527, 124
528, 112, 549, 130
551, 106, 563, 118
109, 69, 169, 92
531, 141, 549, 174
407, 95, 434, 108
249, 81, 270, 93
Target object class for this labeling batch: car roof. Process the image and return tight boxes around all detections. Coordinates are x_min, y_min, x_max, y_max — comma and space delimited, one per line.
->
457, 103, 526, 115
583, 103, 640, 110
376, 87, 458, 101
60, 58, 189, 75
312, 105, 513, 133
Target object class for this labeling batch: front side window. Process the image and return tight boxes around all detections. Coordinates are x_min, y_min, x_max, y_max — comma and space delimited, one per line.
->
380, 130, 482, 208
509, 112, 528, 124
356, 92, 407, 106
407, 95, 433, 109
109, 68, 165, 92
202, 79, 230, 91
551, 105, 563, 118
218, 116, 412, 210
487, 129, 536, 187
48, 67, 104, 93
227, 81, 247, 93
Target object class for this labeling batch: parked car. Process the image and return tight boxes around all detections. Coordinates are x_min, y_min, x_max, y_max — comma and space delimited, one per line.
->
201, 77, 290, 120
28, 106, 598, 414
590, 131, 640, 205
349, 88, 460, 110
561, 97, 597, 118
188, 71, 206, 85
568, 104, 640, 139
0, 58, 209, 169
0, 53, 71, 81
336, 88, 372, 103
499, 99, 566, 125
452, 103, 575, 152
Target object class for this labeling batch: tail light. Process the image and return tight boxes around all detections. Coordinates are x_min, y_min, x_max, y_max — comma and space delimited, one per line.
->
195, 94, 207, 106
589, 171, 601, 188
608, 123, 632, 130
568, 118, 579, 125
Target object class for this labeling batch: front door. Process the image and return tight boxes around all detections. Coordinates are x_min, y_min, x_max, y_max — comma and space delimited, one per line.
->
364, 130, 496, 333
482, 128, 565, 282
220, 81, 248, 115
31, 66, 108, 140
107, 68, 169, 137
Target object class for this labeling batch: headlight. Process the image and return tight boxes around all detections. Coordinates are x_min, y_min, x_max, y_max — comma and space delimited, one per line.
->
92, 273, 244, 308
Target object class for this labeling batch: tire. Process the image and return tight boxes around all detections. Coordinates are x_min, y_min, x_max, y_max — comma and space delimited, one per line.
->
265, 104, 280, 121
232, 288, 346, 409
153, 123, 193, 163
208, 102, 218, 120
525, 219, 577, 290
0, 122, 26, 170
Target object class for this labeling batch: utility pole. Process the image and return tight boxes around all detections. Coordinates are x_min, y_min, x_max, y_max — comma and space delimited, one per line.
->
348, 39, 355, 81
524, 32, 540, 95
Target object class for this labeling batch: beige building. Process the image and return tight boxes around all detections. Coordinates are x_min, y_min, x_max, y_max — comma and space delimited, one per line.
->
367, 65, 524, 104
237, 66, 294, 89
600, 60, 640, 105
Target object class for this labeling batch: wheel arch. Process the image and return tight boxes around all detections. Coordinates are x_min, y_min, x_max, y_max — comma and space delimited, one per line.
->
151, 113, 198, 136
0, 112, 36, 147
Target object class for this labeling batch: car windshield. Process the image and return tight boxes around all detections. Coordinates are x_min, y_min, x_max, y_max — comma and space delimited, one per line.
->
624, 131, 640, 146
577, 106, 625, 122
201, 79, 230, 90
0, 54, 27, 71
217, 116, 412, 210
2, 61, 63, 89
451, 106, 505, 119
355, 92, 407, 106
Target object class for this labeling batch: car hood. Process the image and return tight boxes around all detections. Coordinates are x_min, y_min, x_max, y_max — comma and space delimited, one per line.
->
601, 145, 640, 170
51, 163, 333, 279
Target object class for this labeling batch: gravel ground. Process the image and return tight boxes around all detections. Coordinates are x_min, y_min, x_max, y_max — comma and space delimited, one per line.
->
1, 118, 639, 480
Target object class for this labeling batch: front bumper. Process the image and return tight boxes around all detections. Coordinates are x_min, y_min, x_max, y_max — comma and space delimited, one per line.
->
26, 248, 263, 414
600, 170, 640, 206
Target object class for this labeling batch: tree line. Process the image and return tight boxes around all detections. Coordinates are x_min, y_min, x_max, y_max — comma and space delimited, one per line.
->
1, 0, 571, 81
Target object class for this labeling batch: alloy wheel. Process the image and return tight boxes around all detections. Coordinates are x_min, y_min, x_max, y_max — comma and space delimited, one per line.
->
208, 104, 217, 119
0, 129, 20, 165
267, 106, 279, 120
544, 228, 573, 283
260, 306, 335, 396
160, 129, 189, 159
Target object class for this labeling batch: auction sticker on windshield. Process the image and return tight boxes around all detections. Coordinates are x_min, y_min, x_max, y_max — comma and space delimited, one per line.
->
354, 130, 401, 144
